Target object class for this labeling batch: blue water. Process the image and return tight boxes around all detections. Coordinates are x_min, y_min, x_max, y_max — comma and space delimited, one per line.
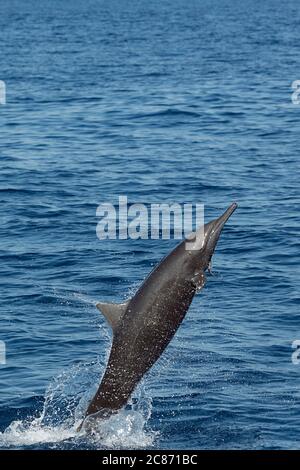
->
0, 0, 300, 450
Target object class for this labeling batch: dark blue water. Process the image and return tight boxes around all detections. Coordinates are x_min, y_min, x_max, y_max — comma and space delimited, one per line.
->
0, 0, 300, 450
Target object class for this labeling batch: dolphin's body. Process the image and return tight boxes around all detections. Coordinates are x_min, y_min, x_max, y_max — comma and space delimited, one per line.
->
82, 203, 237, 428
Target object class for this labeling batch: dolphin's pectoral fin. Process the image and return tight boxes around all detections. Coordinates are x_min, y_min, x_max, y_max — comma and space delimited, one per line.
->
208, 261, 212, 274
191, 272, 206, 292
96, 301, 129, 331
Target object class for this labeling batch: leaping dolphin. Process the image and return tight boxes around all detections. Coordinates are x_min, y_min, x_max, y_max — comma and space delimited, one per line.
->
80, 203, 237, 430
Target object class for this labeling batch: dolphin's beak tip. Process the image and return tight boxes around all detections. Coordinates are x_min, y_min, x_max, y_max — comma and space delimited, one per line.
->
226, 202, 238, 216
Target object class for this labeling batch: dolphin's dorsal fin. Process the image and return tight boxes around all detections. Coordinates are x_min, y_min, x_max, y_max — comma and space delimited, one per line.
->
96, 301, 129, 331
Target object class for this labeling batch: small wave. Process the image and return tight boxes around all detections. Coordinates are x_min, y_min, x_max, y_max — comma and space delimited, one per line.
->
130, 108, 200, 120
0, 188, 43, 195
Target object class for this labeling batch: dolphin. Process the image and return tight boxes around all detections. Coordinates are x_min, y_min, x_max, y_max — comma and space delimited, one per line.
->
81, 203, 237, 430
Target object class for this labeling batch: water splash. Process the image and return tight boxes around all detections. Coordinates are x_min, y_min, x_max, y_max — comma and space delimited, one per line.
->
85, 408, 156, 449
44, 286, 99, 308
0, 420, 76, 449
0, 359, 157, 449
72, 292, 99, 306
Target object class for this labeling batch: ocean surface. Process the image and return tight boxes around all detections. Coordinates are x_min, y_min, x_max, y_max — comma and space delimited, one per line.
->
0, 0, 300, 450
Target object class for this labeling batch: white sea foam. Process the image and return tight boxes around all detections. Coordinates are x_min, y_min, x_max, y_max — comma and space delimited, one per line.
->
0, 419, 76, 448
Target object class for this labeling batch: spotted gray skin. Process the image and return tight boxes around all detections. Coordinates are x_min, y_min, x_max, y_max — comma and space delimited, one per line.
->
82, 203, 237, 428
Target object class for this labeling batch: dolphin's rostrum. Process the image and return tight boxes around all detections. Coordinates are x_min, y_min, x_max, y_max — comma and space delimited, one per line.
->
81, 203, 237, 430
